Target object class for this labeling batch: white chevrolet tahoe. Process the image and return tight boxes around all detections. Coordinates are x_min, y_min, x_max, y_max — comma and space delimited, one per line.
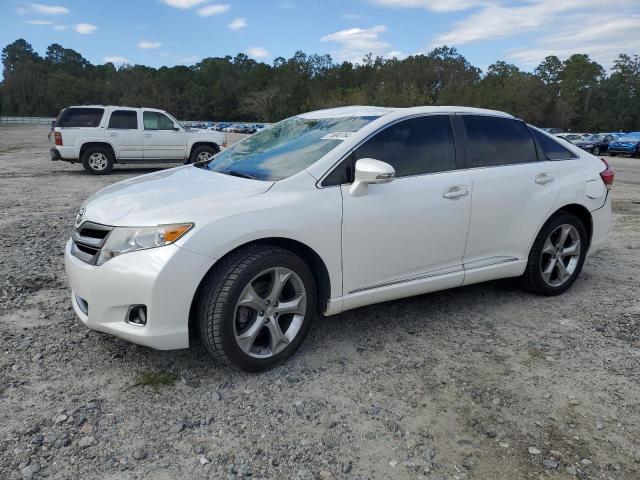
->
50, 105, 227, 174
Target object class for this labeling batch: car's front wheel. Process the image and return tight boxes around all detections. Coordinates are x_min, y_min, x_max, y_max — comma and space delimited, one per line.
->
593, 146, 600, 156
520, 212, 587, 296
197, 245, 317, 371
189, 145, 218, 164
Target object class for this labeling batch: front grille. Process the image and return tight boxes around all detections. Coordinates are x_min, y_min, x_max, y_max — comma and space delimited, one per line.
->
71, 221, 113, 265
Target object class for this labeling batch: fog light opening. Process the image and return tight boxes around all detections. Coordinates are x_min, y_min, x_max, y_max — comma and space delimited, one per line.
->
127, 305, 147, 326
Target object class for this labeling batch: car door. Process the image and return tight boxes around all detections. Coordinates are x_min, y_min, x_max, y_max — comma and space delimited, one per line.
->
105, 109, 142, 159
338, 114, 471, 300
458, 115, 561, 284
142, 110, 186, 159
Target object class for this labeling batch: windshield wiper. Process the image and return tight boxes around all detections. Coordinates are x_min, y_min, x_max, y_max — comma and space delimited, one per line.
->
223, 170, 259, 180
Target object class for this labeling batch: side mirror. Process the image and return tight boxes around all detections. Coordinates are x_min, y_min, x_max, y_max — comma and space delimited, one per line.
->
349, 158, 396, 196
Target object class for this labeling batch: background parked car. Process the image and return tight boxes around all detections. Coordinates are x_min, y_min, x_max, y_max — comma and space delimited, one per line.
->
608, 132, 640, 157
555, 133, 585, 144
575, 133, 620, 156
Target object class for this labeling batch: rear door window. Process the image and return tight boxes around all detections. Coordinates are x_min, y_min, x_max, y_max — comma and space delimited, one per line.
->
108, 110, 138, 129
56, 108, 104, 128
462, 115, 537, 168
529, 128, 578, 160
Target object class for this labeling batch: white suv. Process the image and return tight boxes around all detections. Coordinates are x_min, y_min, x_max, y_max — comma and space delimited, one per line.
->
50, 106, 226, 174
64, 106, 613, 371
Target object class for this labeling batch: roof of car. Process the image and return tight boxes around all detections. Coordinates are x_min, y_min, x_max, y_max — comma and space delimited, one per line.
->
298, 105, 514, 119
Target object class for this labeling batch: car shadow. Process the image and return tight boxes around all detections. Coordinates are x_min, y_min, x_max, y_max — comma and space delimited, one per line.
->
96, 277, 529, 383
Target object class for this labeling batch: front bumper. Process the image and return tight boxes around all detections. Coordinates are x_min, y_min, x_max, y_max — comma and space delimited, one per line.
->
608, 146, 636, 154
65, 239, 217, 350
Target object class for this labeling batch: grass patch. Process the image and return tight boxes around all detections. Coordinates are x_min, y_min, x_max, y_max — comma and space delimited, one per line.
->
128, 370, 177, 389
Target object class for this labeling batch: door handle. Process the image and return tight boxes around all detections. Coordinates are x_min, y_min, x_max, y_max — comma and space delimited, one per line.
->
108, 132, 118, 137
144, 133, 152, 138
535, 173, 554, 185
443, 186, 470, 199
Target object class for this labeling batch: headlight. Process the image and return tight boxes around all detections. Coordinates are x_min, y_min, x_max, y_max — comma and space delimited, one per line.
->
96, 223, 193, 265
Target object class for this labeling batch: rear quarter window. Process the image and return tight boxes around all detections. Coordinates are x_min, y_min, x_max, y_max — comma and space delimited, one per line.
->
56, 108, 105, 128
529, 128, 578, 160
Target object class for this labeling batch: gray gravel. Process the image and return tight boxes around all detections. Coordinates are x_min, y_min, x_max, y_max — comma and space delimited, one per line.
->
1, 124, 640, 479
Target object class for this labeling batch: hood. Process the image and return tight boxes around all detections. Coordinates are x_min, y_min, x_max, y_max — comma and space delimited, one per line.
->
186, 128, 219, 135
576, 141, 596, 147
81, 165, 273, 226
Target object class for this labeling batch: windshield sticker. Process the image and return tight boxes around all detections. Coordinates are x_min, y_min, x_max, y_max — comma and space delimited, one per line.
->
321, 131, 356, 141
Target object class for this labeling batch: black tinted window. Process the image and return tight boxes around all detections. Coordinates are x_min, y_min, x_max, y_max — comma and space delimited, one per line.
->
353, 115, 456, 178
530, 128, 578, 160
56, 108, 104, 127
108, 110, 138, 129
143, 111, 175, 130
463, 116, 537, 167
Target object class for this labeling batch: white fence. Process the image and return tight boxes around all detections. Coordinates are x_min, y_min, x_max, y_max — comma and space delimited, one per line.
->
0, 116, 56, 125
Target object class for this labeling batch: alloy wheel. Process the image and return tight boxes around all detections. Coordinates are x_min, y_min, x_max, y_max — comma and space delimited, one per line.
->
540, 224, 581, 287
233, 267, 307, 358
88, 152, 108, 171
197, 151, 213, 162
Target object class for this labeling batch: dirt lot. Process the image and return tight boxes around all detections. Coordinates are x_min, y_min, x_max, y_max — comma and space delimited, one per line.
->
1, 124, 639, 480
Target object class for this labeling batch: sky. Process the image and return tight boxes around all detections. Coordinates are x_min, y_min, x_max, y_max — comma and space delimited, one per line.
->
1, 0, 639, 73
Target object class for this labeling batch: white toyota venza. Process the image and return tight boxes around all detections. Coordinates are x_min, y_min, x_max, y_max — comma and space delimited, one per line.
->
65, 106, 614, 370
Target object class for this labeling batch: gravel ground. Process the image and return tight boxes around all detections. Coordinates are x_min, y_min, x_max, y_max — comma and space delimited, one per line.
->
1, 124, 639, 480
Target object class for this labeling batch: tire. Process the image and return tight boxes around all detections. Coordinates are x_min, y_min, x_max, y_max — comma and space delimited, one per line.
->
189, 145, 218, 164
520, 212, 587, 296
197, 245, 317, 371
82, 147, 114, 175
593, 146, 600, 156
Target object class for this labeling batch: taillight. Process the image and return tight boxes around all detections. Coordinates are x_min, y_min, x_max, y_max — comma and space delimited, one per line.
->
599, 158, 614, 189
54, 131, 63, 146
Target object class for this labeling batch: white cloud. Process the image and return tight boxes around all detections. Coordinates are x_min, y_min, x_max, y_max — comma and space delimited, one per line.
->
162, 0, 208, 9
321, 25, 396, 63
53, 24, 67, 30
341, 13, 364, 20
104, 55, 129, 65
19, 3, 69, 15
74, 23, 97, 34
370, 0, 488, 12
508, 15, 640, 68
197, 3, 230, 16
228, 17, 247, 30
179, 55, 200, 63
25, 19, 53, 25
247, 47, 269, 59
433, 0, 633, 46
138, 40, 163, 49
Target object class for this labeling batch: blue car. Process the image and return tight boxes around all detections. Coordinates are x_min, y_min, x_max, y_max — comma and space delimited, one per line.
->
608, 132, 640, 157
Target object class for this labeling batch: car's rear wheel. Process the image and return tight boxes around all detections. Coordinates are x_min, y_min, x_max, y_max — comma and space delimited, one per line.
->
520, 212, 587, 296
82, 147, 114, 175
197, 245, 317, 371
189, 145, 218, 164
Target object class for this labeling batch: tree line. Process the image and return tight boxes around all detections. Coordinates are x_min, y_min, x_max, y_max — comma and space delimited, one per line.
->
1, 38, 639, 131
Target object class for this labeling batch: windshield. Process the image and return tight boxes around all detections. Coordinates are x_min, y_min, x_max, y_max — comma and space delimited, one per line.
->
197, 115, 377, 181
583, 134, 605, 142
165, 112, 185, 129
